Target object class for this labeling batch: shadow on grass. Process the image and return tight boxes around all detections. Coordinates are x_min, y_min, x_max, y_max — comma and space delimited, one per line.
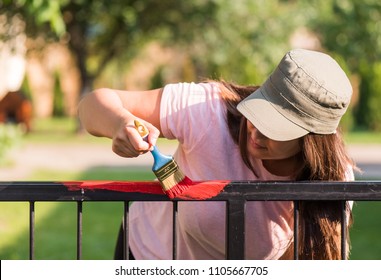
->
0, 165, 154, 260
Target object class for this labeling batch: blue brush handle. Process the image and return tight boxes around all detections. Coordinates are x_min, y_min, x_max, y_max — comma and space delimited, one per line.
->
141, 134, 172, 172
150, 145, 173, 172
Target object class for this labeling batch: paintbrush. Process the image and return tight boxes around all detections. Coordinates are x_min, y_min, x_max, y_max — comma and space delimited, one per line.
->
134, 120, 192, 199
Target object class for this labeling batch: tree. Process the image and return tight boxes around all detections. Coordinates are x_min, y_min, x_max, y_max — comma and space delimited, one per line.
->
1, 0, 219, 99
303, 0, 381, 130
190, 0, 307, 84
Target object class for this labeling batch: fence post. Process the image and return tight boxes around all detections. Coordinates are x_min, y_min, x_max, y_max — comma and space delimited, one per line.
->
77, 201, 83, 260
29, 201, 35, 260
293, 200, 299, 260
226, 199, 245, 259
341, 201, 347, 260
123, 201, 129, 260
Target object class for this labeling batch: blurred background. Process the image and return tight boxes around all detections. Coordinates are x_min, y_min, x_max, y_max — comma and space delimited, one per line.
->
0, 0, 381, 260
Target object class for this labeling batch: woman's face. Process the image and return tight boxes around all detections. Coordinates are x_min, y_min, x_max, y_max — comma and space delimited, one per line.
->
246, 120, 302, 160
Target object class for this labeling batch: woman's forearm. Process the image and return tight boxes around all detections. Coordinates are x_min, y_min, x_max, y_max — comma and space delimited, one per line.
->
78, 88, 132, 139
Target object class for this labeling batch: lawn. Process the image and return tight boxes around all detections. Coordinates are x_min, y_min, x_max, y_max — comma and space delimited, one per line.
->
1, 118, 381, 259
350, 201, 381, 259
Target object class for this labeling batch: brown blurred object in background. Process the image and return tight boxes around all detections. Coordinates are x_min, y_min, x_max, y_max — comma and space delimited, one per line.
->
0, 90, 33, 133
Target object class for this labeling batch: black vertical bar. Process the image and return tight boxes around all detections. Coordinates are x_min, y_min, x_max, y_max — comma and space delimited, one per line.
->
123, 201, 129, 260
226, 200, 245, 259
172, 201, 178, 260
77, 201, 83, 260
341, 201, 347, 260
29, 201, 35, 260
293, 200, 299, 260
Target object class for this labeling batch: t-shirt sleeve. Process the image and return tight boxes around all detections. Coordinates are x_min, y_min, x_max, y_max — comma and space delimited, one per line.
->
160, 82, 226, 149
345, 164, 355, 181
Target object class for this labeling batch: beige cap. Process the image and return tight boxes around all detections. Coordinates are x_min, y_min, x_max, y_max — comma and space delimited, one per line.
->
237, 49, 353, 141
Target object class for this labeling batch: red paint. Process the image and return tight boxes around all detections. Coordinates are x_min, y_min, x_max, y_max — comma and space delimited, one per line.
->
175, 179, 231, 200
64, 181, 165, 195
165, 176, 230, 199
63, 179, 231, 200
165, 176, 193, 199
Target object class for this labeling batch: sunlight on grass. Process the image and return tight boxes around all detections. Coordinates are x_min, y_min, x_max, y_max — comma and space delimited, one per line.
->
0, 202, 29, 259
0, 201, 67, 259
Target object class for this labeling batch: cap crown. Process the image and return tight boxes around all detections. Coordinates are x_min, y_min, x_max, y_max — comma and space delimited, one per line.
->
265, 49, 352, 134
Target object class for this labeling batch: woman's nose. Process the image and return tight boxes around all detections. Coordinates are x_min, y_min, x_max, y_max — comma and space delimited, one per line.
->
248, 122, 266, 139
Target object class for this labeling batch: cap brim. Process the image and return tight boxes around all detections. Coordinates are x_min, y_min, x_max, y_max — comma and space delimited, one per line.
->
237, 87, 309, 141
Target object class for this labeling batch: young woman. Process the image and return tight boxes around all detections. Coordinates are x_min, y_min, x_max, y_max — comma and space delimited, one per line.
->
78, 48, 355, 260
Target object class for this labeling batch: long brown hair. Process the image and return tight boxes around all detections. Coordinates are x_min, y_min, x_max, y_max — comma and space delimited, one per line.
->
295, 133, 354, 259
215, 80, 355, 260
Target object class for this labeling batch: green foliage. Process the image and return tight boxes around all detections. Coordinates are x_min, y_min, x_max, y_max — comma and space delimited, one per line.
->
355, 62, 381, 131
150, 67, 165, 89
184, 0, 305, 84
296, 0, 381, 131
52, 72, 65, 117
0, 124, 22, 164
305, 0, 381, 72
1, 0, 66, 36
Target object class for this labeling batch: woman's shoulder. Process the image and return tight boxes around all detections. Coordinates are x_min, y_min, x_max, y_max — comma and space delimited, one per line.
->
160, 82, 226, 144
162, 81, 221, 97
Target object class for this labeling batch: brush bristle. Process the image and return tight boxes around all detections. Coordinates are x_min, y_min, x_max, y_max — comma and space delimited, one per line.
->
164, 176, 192, 199
153, 158, 191, 198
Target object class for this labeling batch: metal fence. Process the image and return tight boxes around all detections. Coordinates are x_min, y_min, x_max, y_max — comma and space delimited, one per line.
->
1, 180, 381, 260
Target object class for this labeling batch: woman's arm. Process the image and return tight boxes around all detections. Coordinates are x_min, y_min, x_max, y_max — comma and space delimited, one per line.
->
78, 87, 163, 158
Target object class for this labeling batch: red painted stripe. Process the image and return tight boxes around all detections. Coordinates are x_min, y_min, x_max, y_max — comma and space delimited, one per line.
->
63, 181, 165, 195
62, 179, 231, 200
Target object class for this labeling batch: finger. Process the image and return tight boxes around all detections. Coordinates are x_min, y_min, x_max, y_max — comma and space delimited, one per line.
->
142, 122, 160, 147
124, 124, 150, 151
112, 140, 145, 158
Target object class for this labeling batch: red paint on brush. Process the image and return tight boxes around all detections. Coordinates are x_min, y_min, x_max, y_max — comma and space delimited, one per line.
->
63, 179, 231, 200
164, 176, 193, 199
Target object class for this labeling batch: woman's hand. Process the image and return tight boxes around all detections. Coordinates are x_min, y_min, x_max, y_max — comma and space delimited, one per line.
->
111, 118, 160, 158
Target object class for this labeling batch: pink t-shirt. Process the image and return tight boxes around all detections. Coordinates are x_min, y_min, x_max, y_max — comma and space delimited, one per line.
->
128, 82, 346, 259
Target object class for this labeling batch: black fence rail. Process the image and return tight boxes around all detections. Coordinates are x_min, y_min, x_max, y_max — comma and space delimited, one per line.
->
1, 180, 381, 260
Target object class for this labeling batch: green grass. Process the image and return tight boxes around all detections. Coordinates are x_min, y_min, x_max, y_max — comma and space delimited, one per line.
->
350, 201, 381, 260
24, 117, 109, 145
0, 202, 30, 259
0, 201, 125, 260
